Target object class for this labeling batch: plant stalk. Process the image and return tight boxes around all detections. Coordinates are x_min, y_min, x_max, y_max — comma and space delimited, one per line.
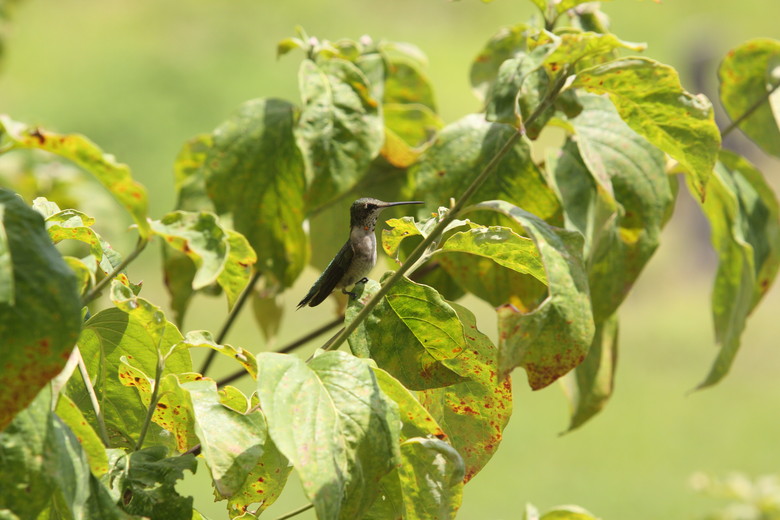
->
199, 270, 262, 375
722, 80, 780, 138
273, 503, 314, 520
74, 346, 111, 447
134, 352, 164, 451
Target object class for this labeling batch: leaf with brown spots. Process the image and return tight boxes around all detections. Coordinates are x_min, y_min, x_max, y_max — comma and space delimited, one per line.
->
688, 150, 780, 389
0, 189, 82, 430
471, 201, 595, 389
719, 38, 780, 158
54, 393, 109, 477
173, 330, 257, 380
419, 302, 512, 483
0, 115, 151, 238
346, 277, 468, 391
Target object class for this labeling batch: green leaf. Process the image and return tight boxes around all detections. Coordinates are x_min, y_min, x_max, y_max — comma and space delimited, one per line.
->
0, 388, 125, 520
384, 56, 437, 111
719, 38, 780, 157
419, 302, 513, 483
296, 57, 384, 210
435, 225, 548, 308
539, 505, 601, 520
539, 30, 645, 74
473, 201, 594, 389
412, 115, 561, 224
151, 211, 257, 312
382, 103, 442, 167
0, 204, 12, 305
224, 435, 291, 519
162, 247, 197, 327
204, 98, 308, 287
173, 133, 215, 213
108, 445, 197, 519
252, 288, 285, 344
471, 24, 539, 103
68, 304, 189, 449
256, 351, 399, 520
396, 438, 465, 520
55, 393, 109, 477
346, 277, 468, 390
689, 150, 780, 389
561, 312, 618, 432
174, 330, 257, 380
573, 57, 721, 201
564, 94, 675, 322
0, 115, 151, 238
0, 189, 82, 430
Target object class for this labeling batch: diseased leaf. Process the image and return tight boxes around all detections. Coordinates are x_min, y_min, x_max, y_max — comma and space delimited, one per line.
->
0, 115, 151, 237
204, 98, 307, 287
346, 277, 468, 390
296, 58, 384, 210
419, 302, 513, 483
256, 351, 399, 520
384, 56, 437, 111
719, 38, 780, 157
541, 30, 644, 73
690, 150, 780, 389
174, 330, 257, 380
573, 57, 721, 200
561, 312, 618, 432
0, 189, 82, 430
473, 201, 594, 389
397, 438, 465, 520
412, 115, 561, 225
55, 393, 109, 477
218, 230, 257, 309
565, 94, 675, 322
435, 225, 548, 308
0, 388, 125, 520
471, 24, 539, 102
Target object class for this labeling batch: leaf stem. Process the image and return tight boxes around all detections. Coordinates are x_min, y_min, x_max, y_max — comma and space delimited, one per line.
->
322, 70, 571, 355
721, 80, 780, 138
199, 270, 262, 375
82, 237, 148, 305
273, 503, 314, 520
215, 314, 344, 387
135, 352, 164, 451
74, 346, 111, 447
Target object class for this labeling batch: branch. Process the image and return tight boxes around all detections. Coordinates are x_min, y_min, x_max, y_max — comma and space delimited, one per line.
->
74, 347, 111, 447
135, 352, 164, 451
215, 314, 344, 387
322, 70, 571, 355
82, 237, 148, 305
722, 80, 780, 138
273, 503, 314, 520
199, 270, 262, 375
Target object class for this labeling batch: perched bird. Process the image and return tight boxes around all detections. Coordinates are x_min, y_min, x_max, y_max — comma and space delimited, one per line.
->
297, 197, 423, 308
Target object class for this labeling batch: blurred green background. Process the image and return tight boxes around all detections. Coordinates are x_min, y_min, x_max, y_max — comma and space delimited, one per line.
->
1, 0, 779, 519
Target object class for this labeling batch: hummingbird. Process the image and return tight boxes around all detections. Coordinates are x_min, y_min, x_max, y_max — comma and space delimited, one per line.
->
297, 197, 423, 308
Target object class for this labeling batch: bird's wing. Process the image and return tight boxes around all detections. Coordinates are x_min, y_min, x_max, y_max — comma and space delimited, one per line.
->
297, 240, 354, 308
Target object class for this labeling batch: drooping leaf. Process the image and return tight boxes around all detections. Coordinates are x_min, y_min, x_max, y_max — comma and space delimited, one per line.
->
382, 103, 442, 167
573, 57, 721, 200
564, 94, 675, 322
0, 115, 151, 238
256, 351, 399, 520
346, 277, 468, 390
435, 225, 548, 308
561, 312, 618, 432
0, 189, 82, 430
689, 150, 780, 389
419, 302, 513, 483
204, 98, 308, 287
67, 300, 190, 449
173, 133, 215, 212
0, 388, 125, 520
107, 445, 197, 519
470, 24, 539, 102
296, 57, 384, 210
540, 30, 645, 73
384, 56, 437, 111
173, 330, 257, 380
396, 438, 465, 520
472, 201, 594, 389
54, 393, 110, 477
412, 114, 561, 224
218, 230, 257, 309
719, 38, 780, 157
251, 287, 285, 344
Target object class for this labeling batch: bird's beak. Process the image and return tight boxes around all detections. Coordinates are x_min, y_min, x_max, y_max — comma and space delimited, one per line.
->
377, 200, 424, 209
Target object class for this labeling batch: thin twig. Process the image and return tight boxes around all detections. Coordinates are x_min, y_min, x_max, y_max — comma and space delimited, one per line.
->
320, 69, 571, 355
273, 503, 314, 520
75, 347, 111, 447
721, 80, 780, 138
199, 270, 262, 375
215, 314, 344, 387
82, 237, 148, 305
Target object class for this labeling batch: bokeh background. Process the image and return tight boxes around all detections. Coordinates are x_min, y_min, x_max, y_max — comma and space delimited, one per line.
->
1, 0, 779, 518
